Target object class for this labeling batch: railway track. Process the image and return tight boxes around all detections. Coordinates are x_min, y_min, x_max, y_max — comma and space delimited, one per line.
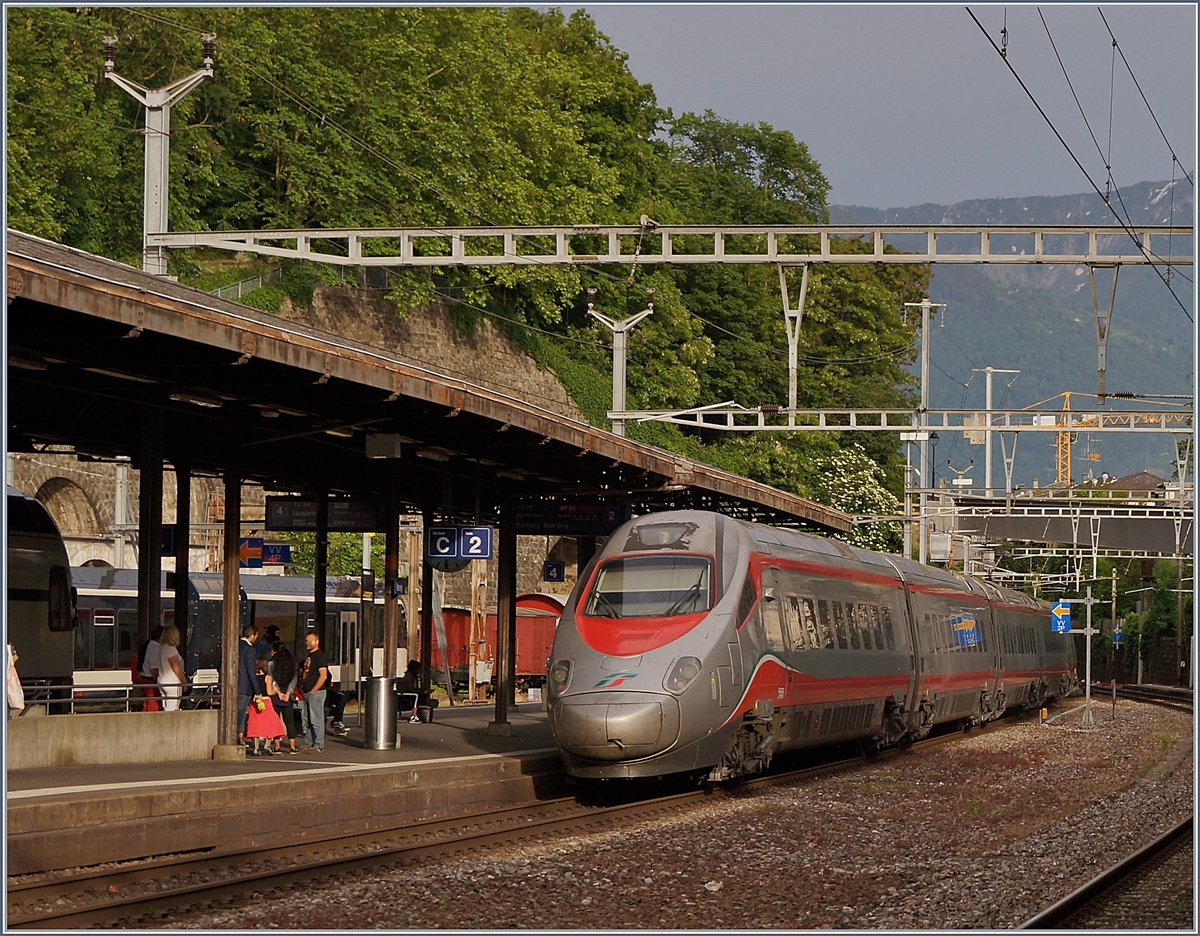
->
1110, 683, 1194, 713
1019, 815, 1194, 929
6, 726, 973, 928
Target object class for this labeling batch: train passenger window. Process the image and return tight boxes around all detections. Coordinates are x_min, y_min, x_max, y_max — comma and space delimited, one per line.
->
845, 603, 861, 650
93, 612, 115, 669
74, 609, 93, 669
869, 605, 885, 650
881, 606, 896, 650
858, 604, 873, 650
784, 596, 807, 651
831, 602, 849, 650
801, 598, 820, 650
816, 600, 835, 649
117, 610, 138, 670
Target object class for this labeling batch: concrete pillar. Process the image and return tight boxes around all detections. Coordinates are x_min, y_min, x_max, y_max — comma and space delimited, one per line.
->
136, 410, 164, 648
381, 477, 401, 678
490, 500, 516, 736
214, 460, 243, 760
173, 459, 191, 661
314, 492, 328, 649
406, 522, 421, 656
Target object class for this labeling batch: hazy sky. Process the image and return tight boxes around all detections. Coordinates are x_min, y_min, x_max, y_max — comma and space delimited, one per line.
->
561, 4, 1197, 208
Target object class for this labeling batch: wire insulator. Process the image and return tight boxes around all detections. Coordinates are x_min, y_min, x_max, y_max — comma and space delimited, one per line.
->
103, 35, 118, 71
201, 32, 216, 68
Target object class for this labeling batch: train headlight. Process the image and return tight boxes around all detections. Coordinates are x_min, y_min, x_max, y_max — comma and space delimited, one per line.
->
548, 660, 572, 696
664, 656, 703, 694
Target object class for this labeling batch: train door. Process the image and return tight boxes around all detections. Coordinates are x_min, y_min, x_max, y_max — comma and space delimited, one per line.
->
760, 569, 792, 706
339, 610, 360, 688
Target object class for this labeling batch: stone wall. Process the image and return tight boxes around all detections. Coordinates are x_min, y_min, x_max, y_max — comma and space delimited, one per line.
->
279, 286, 585, 421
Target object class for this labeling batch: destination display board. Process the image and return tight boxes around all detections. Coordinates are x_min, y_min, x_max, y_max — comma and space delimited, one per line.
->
265, 496, 386, 532
514, 498, 628, 536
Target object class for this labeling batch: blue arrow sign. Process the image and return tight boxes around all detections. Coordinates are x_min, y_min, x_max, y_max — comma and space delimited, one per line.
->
427, 527, 459, 559
1051, 601, 1071, 633
1113, 620, 1123, 643
459, 526, 493, 560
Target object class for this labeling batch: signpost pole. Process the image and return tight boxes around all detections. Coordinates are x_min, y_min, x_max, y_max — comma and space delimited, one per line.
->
1082, 586, 1094, 727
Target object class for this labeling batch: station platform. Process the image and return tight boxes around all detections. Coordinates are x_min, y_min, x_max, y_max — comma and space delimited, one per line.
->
6, 703, 566, 875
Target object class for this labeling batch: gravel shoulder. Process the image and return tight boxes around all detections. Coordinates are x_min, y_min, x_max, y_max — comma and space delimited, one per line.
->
166, 699, 1193, 930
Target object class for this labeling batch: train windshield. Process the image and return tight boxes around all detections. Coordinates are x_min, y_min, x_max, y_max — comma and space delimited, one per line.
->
582, 555, 712, 619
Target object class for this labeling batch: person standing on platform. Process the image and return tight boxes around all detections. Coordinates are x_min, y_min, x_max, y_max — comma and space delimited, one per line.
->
269, 642, 300, 754
156, 625, 188, 711
246, 657, 286, 756
237, 623, 258, 745
300, 631, 329, 753
136, 624, 164, 712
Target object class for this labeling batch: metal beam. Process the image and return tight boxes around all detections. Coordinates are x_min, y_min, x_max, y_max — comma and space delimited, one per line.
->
148, 224, 1193, 268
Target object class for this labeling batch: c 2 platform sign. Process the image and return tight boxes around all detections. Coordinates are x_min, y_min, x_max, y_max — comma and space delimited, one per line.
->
427, 526, 494, 561
1051, 601, 1071, 633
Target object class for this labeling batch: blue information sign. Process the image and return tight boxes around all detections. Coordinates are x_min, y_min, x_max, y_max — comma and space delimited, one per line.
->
262, 543, 292, 565
1113, 620, 1123, 644
459, 526, 493, 560
238, 537, 263, 569
427, 527, 460, 559
1051, 601, 1071, 633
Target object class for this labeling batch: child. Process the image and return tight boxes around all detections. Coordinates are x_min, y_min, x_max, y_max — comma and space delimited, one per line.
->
245, 657, 286, 756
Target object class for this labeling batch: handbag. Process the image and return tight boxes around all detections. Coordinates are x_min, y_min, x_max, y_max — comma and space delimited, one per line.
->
7, 645, 25, 712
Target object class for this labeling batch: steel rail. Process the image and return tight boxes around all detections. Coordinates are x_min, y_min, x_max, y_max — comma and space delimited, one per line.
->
5, 725, 980, 929
1018, 815, 1193, 929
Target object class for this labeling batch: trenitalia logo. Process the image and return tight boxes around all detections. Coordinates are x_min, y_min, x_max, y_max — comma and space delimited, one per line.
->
593, 672, 638, 688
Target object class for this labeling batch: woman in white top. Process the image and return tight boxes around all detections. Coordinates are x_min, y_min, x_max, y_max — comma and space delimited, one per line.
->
157, 625, 188, 712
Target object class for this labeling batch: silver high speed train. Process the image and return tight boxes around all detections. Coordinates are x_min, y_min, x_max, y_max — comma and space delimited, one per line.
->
546, 511, 1077, 781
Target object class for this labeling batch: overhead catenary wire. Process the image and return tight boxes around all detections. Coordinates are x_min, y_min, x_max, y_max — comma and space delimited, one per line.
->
1097, 6, 1193, 188
965, 6, 1194, 324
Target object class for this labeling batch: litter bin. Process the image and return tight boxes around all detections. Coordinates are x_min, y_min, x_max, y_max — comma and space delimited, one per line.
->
363, 676, 398, 750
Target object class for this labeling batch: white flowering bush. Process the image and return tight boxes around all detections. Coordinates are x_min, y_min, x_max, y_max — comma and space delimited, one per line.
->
811, 443, 903, 553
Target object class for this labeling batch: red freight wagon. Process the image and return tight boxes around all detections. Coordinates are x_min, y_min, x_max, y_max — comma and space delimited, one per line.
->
430, 593, 567, 688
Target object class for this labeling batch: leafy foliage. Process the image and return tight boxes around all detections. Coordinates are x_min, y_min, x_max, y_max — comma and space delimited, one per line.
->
7, 7, 930, 523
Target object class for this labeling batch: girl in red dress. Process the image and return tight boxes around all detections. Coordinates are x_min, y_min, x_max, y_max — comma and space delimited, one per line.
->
246, 657, 286, 756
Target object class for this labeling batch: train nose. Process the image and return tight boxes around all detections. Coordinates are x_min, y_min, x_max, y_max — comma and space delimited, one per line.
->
550, 691, 681, 761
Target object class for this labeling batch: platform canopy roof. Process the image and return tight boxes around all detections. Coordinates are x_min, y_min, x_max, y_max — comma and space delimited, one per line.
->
6, 230, 851, 533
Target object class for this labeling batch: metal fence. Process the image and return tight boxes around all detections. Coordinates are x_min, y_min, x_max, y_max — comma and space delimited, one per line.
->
211, 266, 282, 300
17, 681, 220, 715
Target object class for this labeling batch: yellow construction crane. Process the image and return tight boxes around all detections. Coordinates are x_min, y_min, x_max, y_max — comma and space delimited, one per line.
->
1026, 392, 1191, 485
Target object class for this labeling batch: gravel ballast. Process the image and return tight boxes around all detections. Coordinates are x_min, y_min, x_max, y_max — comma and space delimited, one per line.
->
166, 699, 1192, 930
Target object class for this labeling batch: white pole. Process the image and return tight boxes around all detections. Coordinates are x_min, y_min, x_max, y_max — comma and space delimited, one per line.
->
1082, 587, 1094, 728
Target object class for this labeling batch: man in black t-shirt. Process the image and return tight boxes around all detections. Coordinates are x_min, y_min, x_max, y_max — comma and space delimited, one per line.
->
299, 631, 329, 752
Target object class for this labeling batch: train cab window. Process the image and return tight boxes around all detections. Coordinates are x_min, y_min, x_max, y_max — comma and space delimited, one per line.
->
880, 606, 896, 651
583, 555, 714, 619
48, 565, 73, 631
735, 575, 756, 626
830, 602, 849, 650
760, 591, 788, 654
845, 604, 862, 650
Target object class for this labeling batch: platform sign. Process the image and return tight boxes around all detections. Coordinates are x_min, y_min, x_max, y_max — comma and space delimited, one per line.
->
459, 526, 493, 560
515, 498, 627, 536
543, 560, 566, 583
238, 537, 263, 568
265, 496, 385, 532
262, 543, 292, 565
427, 527, 460, 559
1113, 619, 1123, 644
1051, 602, 1071, 633
951, 613, 980, 648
